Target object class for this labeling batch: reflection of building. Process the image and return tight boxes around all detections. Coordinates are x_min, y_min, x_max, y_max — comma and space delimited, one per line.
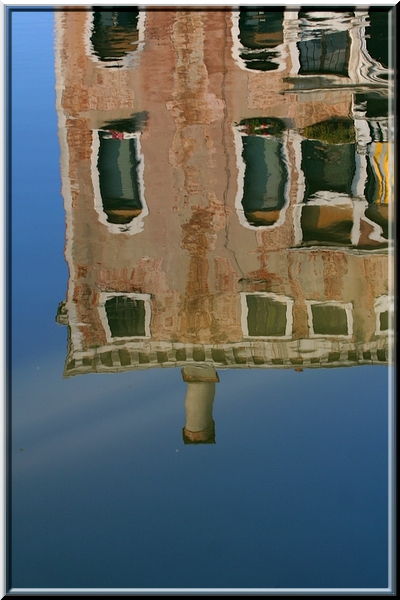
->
55, 8, 393, 384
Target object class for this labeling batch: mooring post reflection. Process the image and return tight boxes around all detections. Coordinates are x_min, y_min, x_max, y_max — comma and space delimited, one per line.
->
181, 365, 219, 444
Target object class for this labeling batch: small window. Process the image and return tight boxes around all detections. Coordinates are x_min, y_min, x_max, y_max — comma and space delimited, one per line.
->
99, 293, 151, 341
307, 301, 353, 338
379, 311, 388, 332
242, 293, 293, 338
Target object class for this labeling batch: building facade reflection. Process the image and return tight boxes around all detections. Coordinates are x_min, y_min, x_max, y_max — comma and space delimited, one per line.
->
55, 9, 393, 439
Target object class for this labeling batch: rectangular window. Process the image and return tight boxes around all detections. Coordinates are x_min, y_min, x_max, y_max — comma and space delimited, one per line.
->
300, 204, 354, 246
379, 311, 388, 332
374, 295, 391, 335
241, 293, 293, 338
301, 139, 356, 201
99, 293, 151, 341
307, 301, 353, 338
105, 296, 146, 338
297, 31, 350, 77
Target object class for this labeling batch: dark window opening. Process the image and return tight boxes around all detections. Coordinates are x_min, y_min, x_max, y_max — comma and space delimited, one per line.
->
300, 205, 353, 246
246, 295, 287, 337
297, 30, 350, 77
91, 9, 140, 64
98, 131, 142, 225
311, 304, 349, 336
365, 10, 389, 71
379, 310, 388, 332
301, 139, 356, 201
354, 93, 388, 120
241, 135, 287, 226
105, 296, 146, 338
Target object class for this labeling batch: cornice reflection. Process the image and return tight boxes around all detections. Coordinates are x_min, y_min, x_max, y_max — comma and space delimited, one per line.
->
55, 8, 393, 441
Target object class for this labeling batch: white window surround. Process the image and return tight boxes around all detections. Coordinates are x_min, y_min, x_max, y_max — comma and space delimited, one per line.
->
234, 127, 291, 231
306, 300, 353, 339
98, 292, 152, 343
91, 130, 148, 235
241, 292, 294, 339
84, 10, 146, 70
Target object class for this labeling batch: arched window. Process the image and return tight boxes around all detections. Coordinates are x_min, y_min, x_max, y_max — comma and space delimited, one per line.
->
90, 9, 141, 65
92, 114, 148, 234
234, 9, 285, 72
97, 132, 143, 225
86, 8, 146, 69
235, 118, 289, 229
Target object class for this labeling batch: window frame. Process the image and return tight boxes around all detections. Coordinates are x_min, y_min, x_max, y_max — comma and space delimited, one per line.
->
230, 9, 288, 73
241, 292, 294, 339
374, 295, 392, 336
98, 292, 152, 343
306, 300, 353, 338
291, 131, 388, 248
84, 9, 146, 69
234, 126, 291, 231
91, 129, 148, 235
